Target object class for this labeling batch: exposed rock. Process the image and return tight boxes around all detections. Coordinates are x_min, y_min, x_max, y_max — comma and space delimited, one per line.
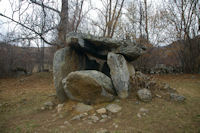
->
114, 40, 146, 61
44, 101, 54, 107
66, 32, 146, 61
71, 112, 88, 121
41, 106, 45, 110
112, 123, 119, 128
43, 101, 54, 110
106, 104, 122, 113
59, 125, 66, 129
139, 108, 149, 113
114, 99, 120, 103
64, 121, 72, 126
107, 52, 130, 98
57, 104, 64, 113
137, 113, 142, 118
63, 70, 115, 104
96, 108, 107, 114
75, 103, 93, 113
89, 115, 99, 122
99, 119, 107, 123
127, 62, 135, 80
101, 114, 108, 119
170, 93, 186, 102
53, 47, 86, 102
137, 88, 152, 102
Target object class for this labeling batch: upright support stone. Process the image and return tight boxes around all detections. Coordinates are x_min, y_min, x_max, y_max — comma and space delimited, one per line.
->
107, 52, 130, 98
53, 47, 86, 102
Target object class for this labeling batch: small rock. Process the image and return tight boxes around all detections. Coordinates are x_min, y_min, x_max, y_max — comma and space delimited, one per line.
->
137, 88, 152, 102
96, 108, 107, 114
59, 125, 66, 129
75, 103, 93, 113
80, 112, 88, 117
71, 113, 88, 121
155, 94, 162, 98
44, 101, 54, 107
41, 106, 45, 110
101, 114, 108, 119
137, 113, 141, 118
170, 93, 186, 102
96, 129, 109, 133
106, 104, 122, 113
71, 115, 81, 121
89, 115, 99, 122
139, 108, 149, 113
164, 83, 170, 90
99, 119, 106, 123
135, 101, 140, 104
57, 104, 64, 113
64, 121, 71, 126
114, 99, 120, 103
112, 123, 118, 128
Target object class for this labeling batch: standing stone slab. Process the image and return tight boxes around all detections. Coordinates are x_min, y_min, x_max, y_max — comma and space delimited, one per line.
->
63, 70, 115, 104
53, 47, 86, 102
107, 52, 130, 98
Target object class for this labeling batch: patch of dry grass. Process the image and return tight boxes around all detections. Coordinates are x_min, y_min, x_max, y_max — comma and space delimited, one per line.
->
0, 73, 200, 133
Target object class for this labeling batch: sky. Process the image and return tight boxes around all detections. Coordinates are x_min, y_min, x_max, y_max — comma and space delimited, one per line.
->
0, 0, 163, 34
0, 0, 166, 46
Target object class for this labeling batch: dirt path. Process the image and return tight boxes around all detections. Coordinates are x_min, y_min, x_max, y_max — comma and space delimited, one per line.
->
0, 73, 200, 133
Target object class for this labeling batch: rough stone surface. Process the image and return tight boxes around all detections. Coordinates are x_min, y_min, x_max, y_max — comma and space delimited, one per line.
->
101, 114, 108, 119
107, 52, 130, 98
63, 70, 115, 104
44, 101, 54, 107
106, 104, 122, 113
96, 108, 107, 114
89, 115, 99, 122
137, 88, 152, 102
75, 103, 93, 113
114, 40, 146, 61
66, 32, 146, 61
53, 47, 86, 102
139, 108, 149, 113
71, 112, 88, 121
64, 121, 72, 126
57, 104, 64, 113
170, 93, 186, 102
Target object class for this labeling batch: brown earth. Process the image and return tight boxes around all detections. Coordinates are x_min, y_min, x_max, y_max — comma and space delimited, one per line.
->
0, 72, 200, 133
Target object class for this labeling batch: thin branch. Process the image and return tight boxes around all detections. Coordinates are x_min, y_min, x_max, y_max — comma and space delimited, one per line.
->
29, 0, 60, 14
0, 13, 55, 46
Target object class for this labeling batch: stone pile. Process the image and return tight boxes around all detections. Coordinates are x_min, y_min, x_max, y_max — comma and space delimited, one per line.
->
53, 32, 185, 104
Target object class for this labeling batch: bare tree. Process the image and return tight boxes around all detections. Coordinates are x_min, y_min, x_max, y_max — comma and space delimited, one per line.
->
91, 0, 125, 38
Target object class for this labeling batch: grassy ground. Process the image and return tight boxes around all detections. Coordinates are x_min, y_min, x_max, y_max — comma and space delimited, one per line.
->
0, 72, 200, 133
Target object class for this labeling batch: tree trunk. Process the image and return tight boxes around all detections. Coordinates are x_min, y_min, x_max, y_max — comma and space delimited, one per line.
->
57, 0, 69, 48
144, 0, 149, 41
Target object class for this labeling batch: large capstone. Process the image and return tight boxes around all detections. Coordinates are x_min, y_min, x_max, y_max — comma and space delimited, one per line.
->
65, 32, 146, 61
62, 70, 115, 104
107, 52, 130, 99
53, 47, 86, 102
